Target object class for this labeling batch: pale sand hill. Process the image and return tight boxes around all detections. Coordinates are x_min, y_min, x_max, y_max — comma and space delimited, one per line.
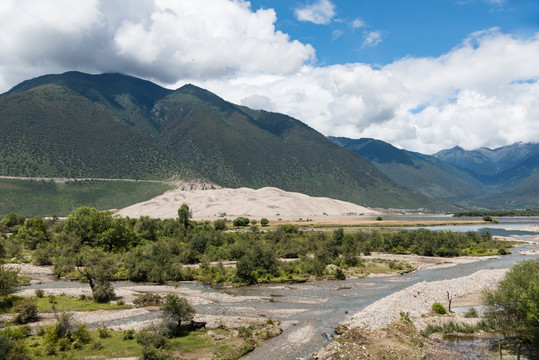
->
116, 186, 379, 220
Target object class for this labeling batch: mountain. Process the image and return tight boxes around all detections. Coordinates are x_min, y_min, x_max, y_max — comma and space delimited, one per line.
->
330, 137, 539, 209
0, 71, 447, 210
329, 137, 483, 201
434, 143, 539, 187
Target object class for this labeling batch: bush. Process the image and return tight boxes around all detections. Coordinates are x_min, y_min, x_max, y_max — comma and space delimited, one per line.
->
0, 265, 19, 296
97, 326, 110, 338
134, 293, 162, 307
334, 268, 346, 280
232, 217, 250, 227
161, 294, 195, 335
92, 284, 115, 303
35, 289, 45, 298
483, 259, 539, 340
123, 329, 135, 340
13, 298, 39, 324
213, 219, 227, 231
72, 323, 92, 344
260, 218, 269, 227
432, 302, 447, 315
464, 307, 479, 318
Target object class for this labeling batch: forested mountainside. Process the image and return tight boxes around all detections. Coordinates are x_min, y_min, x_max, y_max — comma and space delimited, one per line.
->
0, 72, 448, 210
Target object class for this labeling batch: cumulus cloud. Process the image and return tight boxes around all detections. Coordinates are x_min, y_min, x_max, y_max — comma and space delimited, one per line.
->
0, 0, 315, 90
196, 30, 539, 153
294, 0, 336, 25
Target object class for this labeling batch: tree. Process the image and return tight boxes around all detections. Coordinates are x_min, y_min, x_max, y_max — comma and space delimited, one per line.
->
16, 216, 49, 250
483, 259, 539, 340
77, 249, 117, 303
0, 265, 19, 296
213, 219, 227, 231
232, 217, 249, 227
161, 294, 195, 335
62, 206, 112, 246
260, 218, 269, 227
178, 204, 192, 229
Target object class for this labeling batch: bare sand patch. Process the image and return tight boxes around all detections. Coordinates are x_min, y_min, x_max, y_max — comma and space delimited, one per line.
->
116, 186, 379, 220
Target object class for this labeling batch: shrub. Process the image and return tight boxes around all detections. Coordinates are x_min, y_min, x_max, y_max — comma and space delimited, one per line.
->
213, 219, 227, 231
92, 284, 115, 303
134, 293, 162, 307
334, 268, 346, 280
72, 323, 92, 344
0, 265, 19, 296
97, 326, 110, 339
123, 329, 135, 340
260, 218, 269, 227
432, 302, 447, 315
483, 259, 539, 340
13, 298, 39, 324
232, 217, 250, 227
376, 216, 383, 221
464, 307, 479, 318
35, 289, 45, 298
161, 294, 195, 335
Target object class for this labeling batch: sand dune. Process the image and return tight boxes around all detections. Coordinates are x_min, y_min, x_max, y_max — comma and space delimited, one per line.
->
116, 186, 379, 220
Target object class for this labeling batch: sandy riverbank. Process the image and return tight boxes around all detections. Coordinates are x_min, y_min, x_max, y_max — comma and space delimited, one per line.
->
339, 268, 507, 331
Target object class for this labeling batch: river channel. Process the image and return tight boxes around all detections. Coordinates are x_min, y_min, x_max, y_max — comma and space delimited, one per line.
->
22, 217, 539, 359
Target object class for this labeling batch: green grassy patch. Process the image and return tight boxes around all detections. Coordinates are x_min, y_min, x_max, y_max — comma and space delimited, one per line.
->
35, 295, 132, 313
1, 295, 132, 313
0, 178, 173, 217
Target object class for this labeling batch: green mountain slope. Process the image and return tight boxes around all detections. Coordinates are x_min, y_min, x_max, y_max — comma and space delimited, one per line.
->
0, 71, 449, 210
329, 137, 483, 201
0, 84, 183, 179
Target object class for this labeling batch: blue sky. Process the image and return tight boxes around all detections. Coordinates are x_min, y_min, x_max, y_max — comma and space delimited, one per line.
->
251, 0, 539, 65
0, 0, 538, 153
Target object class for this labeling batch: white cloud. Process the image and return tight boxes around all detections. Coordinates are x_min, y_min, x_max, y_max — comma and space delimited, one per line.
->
362, 30, 383, 47
351, 18, 366, 29
294, 0, 336, 25
195, 30, 539, 153
0, 0, 315, 90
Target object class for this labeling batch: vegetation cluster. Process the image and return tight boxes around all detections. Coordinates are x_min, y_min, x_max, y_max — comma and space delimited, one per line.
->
0, 206, 513, 292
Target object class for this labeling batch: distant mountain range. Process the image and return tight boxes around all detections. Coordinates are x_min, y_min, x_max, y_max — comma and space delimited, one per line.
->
0, 71, 447, 211
330, 137, 539, 209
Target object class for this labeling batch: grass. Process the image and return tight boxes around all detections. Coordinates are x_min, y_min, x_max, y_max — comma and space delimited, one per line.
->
2, 295, 132, 313
22, 326, 272, 359
27, 330, 140, 359
0, 178, 173, 217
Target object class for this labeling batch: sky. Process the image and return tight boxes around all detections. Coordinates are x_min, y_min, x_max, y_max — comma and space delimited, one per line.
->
1, 0, 539, 154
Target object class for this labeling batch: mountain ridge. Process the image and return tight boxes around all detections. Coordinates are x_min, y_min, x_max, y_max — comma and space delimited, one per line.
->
0, 71, 449, 210
330, 136, 538, 209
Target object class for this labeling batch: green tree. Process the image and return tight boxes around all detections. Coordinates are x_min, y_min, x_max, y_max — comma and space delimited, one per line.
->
260, 218, 269, 227
62, 206, 111, 246
213, 219, 227, 231
161, 294, 195, 335
16, 216, 49, 250
0, 265, 19, 296
233, 217, 250, 227
77, 249, 117, 303
97, 217, 134, 252
483, 259, 539, 340
178, 204, 192, 229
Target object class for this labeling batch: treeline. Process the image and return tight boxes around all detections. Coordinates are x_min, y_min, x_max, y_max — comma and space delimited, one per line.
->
453, 209, 539, 217
0, 207, 513, 292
